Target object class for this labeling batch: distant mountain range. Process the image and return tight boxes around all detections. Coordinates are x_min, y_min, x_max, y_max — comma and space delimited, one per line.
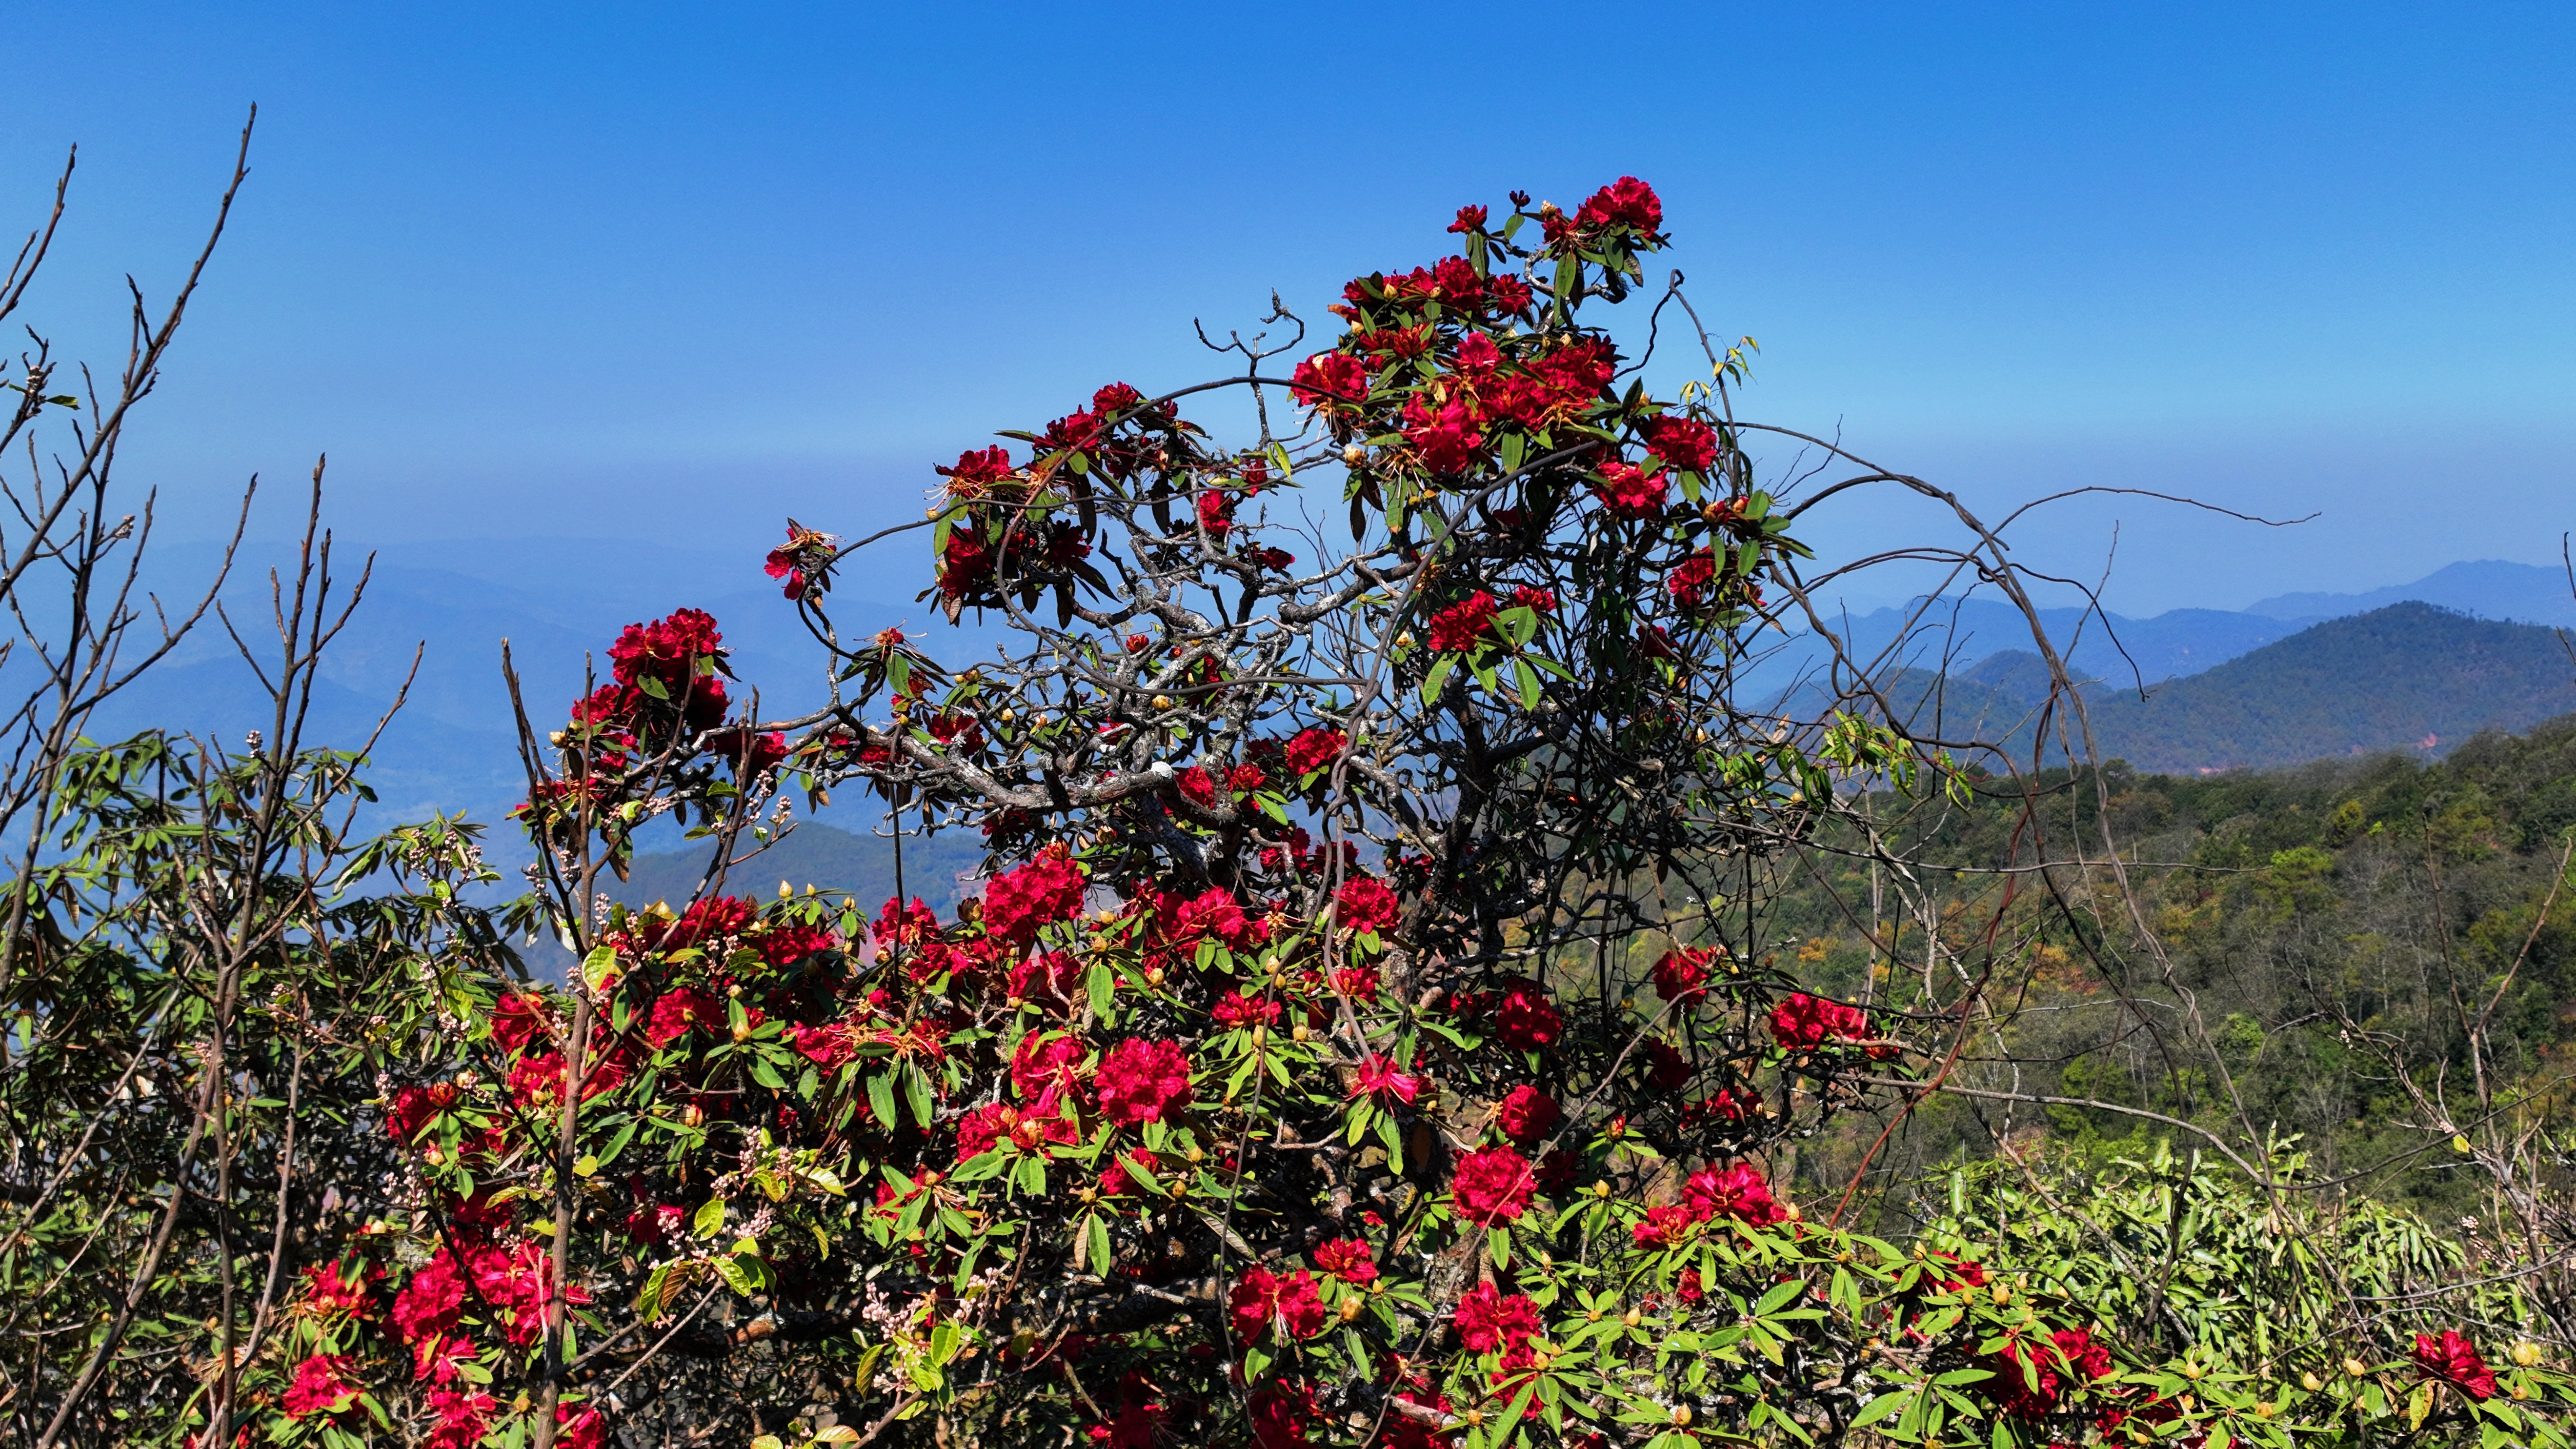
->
54, 541, 2576, 842
1877, 603, 2576, 774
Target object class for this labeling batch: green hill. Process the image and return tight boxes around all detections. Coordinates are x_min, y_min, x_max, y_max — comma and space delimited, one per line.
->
1940, 603, 2575, 774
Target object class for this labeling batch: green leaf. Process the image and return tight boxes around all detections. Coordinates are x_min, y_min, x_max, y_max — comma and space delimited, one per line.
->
1513, 657, 1543, 711
866, 1072, 898, 1130
692, 1197, 726, 1240
904, 1064, 935, 1128
1420, 653, 1458, 704
580, 946, 619, 993
1088, 961, 1116, 1020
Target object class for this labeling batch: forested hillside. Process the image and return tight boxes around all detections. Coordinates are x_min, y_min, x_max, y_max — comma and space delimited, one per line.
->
1752, 713, 2576, 1224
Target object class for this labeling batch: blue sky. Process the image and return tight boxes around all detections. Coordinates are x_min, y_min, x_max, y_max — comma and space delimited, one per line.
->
3, 1, 2570, 614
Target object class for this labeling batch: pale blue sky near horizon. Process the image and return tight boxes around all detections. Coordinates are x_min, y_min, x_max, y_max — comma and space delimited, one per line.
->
2, 2, 2570, 616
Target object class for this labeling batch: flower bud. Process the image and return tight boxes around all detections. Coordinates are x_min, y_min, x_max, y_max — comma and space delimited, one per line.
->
2513, 1341, 2544, 1367
1152, 696, 1174, 711
1339, 1296, 1363, 1322
2344, 1357, 2368, 1377
1621, 1308, 1642, 1327
1343, 444, 1368, 466
2301, 1371, 2324, 1391
683, 1103, 706, 1129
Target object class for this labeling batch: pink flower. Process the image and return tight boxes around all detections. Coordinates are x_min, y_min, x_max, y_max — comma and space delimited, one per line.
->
1094, 1038, 1193, 1126
1351, 1054, 1423, 1107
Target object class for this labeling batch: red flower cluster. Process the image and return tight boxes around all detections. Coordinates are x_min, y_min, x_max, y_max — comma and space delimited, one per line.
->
1666, 550, 1717, 609
1770, 992, 1887, 1056
1312, 1237, 1378, 1285
1592, 461, 1668, 520
1652, 945, 1717, 1003
1351, 1054, 1424, 1107
1982, 1327, 2113, 1420
1229, 1267, 1326, 1343
1639, 414, 1718, 473
1682, 1163, 1788, 1227
1426, 590, 1499, 653
1492, 979, 1564, 1050
1283, 727, 1346, 778
981, 850, 1088, 947
282, 1353, 360, 1419
1451, 1145, 1536, 1225
1093, 1037, 1193, 1125
1291, 351, 1370, 411
1494, 1084, 1561, 1146
1335, 876, 1400, 934
1451, 1282, 1541, 1355
1402, 395, 1486, 475
2413, 1329, 2497, 1399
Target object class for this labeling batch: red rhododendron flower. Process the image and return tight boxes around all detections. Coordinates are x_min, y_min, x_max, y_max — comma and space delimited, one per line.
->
1094, 1038, 1193, 1125
282, 1353, 360, 1419
608, 608, 723, 693
1099, 1147, 1160, 1199
1494, 1084, 1561, 1146
425, 1388, 498, 1449
1284, 727, 1346, 777
645, 988, 719, 1049
1448, 203, 1489, 234
937, 445, 1015, 499
1592, 461, 1669, 519
982, 852, 1088, 946
300, 1259, 377, 1317
1426, 590, 1499, 653
872, 895, 939, 956
489, 993, 551, 1054
391, 1252, 467, 1345
1229, 1267, 1326, 1343
1770, 992, 1882, 1052
1451, 1282, 1541, 1354
1291, 351, 1370, 411
1452, 1145, 1535, 1225
2413, 1329, 2497, 1399
1631, 1203, 1697, 1248
790, 1021, 854, 1068
1351, 1053, 1423, 1107
1575, 175, 1663, 236
385, 1085, 438, 1148
1312, 1237, 1378, 1285
1335, 876, 1400, 934
1402, 395, 1486, 475
1510, 584, 1556, 613
1642, 1040, 1694, 1091
1535, 1147, 1580, 1195
1680, 1086, 1761, 1128
1164, 886, 1254, 948
1652, 945, 1716, 1003
1227, 762, 1267, 793
1211, 990, 1280, 1029
556, 1404, 606, 1449
1640, 414, 1718, 472
1010, 1029, 1087, 1113
1683, 1163, 1787, 1226
1175, 765, 1220, 809
1493, 980, 1564, 1050
1666, 550, 1717, 609
1248, 1380, 1316, 1449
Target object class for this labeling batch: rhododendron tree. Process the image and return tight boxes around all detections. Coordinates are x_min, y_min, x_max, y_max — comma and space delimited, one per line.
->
36, 161, 2571, 1449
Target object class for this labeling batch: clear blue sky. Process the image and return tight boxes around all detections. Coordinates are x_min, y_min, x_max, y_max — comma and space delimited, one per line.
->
4, 1, 2570, 614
